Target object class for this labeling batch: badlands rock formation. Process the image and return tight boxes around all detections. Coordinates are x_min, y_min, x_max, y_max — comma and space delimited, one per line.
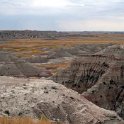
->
83, 60, 124, 118
53, 55, 112, 93
0, 52, 51, 77
53, 45, 124, 119
0, 76, 123, 124
0, 31, 59, 40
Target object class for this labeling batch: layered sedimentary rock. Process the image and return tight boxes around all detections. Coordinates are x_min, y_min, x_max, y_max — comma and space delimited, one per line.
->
53, 56, 124, 118
53, 55, 115, 93
0, 52, 51, 77
53, 45, 124, 119
83, 60, 124, 118
0, 76, 123, 124
96, 44, 124, 58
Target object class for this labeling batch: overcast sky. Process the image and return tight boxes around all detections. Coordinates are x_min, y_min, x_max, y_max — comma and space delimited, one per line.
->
0, 0, 124, 31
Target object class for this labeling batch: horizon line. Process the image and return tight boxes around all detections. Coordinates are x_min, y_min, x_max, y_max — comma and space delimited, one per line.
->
0, 30, 124, 33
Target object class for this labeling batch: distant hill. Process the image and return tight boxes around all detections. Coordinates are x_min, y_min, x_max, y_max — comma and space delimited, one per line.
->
0, 30, 124, 41
0, 51, 51, 77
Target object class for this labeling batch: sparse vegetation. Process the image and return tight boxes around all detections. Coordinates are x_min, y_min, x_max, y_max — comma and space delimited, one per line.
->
0, 116, 58, 124
0, 37, 123, 58
0, 36, 123, 75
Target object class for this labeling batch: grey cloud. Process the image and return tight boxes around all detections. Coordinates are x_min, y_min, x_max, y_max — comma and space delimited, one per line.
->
0, 0, 124, 31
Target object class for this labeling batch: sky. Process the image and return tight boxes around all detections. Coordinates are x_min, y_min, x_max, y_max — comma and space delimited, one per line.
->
0, 0, 124, 31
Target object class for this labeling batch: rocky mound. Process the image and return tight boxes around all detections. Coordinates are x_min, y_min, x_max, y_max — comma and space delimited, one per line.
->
83, 60, 124, 119
0, 52, 51, 77
25, 55, 48, 63
52, 55, 114, 93
0, 76, 123, 124
47, 48, 73, 59
52, 45, 124, 119
47, 44, 112, 59
75, 44, 112, 55
96, 45, 124, 58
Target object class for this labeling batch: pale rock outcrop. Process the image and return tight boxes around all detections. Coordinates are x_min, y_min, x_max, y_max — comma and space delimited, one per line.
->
0, 76, 123, 124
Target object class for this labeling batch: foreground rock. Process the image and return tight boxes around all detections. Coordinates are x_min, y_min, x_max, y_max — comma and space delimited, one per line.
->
0, 76, 123, 124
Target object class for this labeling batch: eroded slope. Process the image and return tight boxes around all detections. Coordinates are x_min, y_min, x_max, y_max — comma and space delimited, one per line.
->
53, 45, 124, 119
0, 52, 51, 77
0, 76, 123, 124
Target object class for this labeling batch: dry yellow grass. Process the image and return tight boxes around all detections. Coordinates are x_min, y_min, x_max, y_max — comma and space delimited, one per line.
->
0, 116, 58, 124
0, 36, 123, 58
0, 36, 123, 74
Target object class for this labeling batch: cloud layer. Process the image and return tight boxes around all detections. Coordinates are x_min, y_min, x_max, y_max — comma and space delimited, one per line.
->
0, 0, 124, 31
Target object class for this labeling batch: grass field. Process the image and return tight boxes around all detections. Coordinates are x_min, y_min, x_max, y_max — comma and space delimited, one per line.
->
0, 116, 59, 124
0, 36, 123, 74
0, 36, 123, 58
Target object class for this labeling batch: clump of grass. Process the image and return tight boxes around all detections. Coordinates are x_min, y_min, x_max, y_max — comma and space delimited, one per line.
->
0, 115, 59, 124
